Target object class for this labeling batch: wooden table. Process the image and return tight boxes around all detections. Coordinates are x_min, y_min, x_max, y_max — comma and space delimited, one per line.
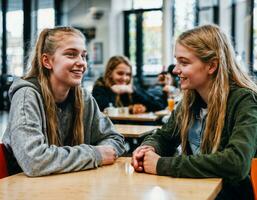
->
155, 109, 171, 117
108, 112, 160, 122
0, 158, 222, 200
114, 124, 161, 138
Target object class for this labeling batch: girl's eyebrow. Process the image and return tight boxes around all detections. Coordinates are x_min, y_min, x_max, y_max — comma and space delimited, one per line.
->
64, 48, 87, 54
176, 56, 187, 60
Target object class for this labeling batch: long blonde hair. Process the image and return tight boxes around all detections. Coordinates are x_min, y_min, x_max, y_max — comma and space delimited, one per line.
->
24, 27, 85, 146
177, 24, 257, 154
103, 55, 133, 106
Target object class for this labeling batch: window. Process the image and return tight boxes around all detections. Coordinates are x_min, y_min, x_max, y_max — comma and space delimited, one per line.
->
6, 0, 24, 76
124, 9, 163, 79
128, 13, 137, 75
143, 10, 162, 75
37, 0, 55, 34
173, 0, 196, 39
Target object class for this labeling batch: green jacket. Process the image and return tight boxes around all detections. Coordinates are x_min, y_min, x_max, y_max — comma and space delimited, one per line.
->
142, 85, 257, 199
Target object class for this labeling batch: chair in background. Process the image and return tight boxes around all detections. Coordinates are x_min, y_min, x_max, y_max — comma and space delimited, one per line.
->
251, 158, 257, 200
0, 143, 8, 178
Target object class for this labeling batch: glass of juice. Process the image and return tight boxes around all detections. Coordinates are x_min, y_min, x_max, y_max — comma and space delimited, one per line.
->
167, 98, 175, 111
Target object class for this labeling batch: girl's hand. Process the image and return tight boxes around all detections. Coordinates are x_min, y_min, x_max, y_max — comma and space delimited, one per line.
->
95, 145, 117, 165
131, 145, 155, 172
131, 104, 146, 114
143, 150, 160, 174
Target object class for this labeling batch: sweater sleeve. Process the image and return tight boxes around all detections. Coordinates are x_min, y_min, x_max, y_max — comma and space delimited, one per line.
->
132, 86, 167, 111
156, 93, 257, 183
141, 109, 181, 156
92, 85, 113, 111
4, 87, 116, 177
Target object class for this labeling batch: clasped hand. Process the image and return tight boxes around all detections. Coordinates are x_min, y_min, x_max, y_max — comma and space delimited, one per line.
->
131, 145, 160, 174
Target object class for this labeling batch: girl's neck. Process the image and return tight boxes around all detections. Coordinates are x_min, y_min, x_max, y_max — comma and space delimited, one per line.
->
196, 81, 212, 105
53, 89, 69, 103
49, 77, 70, 103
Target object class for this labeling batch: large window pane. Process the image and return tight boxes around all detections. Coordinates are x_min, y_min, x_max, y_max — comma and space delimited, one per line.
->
7, 0, 23, 76
37, 0, 55, 34
128, 14, 137, 75
143, 10, 162, 75
174, 0, 196, 39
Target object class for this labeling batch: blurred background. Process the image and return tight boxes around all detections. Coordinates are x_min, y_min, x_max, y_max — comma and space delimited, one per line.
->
0, 0, 256, 111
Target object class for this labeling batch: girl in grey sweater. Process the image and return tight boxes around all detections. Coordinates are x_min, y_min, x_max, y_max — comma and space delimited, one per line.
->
2, 27, 125, 177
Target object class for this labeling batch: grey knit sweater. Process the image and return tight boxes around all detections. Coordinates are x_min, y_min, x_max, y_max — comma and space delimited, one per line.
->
2, 78, 125, 176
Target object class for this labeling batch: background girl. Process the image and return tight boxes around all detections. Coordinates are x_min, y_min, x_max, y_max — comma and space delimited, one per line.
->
92, 55, 166, 114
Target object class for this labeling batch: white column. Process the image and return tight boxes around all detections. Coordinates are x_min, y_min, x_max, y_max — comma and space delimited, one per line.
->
162, 0, 173, 69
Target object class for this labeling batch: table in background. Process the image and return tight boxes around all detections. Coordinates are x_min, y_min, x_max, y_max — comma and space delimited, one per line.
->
108, 112, 161, 125
114, 124, 160, 138
155, 109, 171, 117
0, 157, 222, 200
114, 124, 161, 153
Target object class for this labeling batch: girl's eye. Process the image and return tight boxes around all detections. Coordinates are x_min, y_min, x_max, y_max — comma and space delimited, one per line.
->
66, 52, 77, 57
178, 60, 188, 66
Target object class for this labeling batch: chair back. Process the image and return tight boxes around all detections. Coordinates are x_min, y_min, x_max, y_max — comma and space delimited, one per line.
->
251, 158, 257, 200
0, 143, 8, 178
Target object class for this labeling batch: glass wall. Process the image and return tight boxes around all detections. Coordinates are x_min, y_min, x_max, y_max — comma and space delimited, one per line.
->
37, 0, 55, 34
174, 0, 196, 39
128, 14, 137, 75
143, 10, 162, 75
6, 0, 24, 76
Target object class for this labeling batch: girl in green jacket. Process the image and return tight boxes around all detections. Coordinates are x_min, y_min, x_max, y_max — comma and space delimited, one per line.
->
132, 24, 257, 199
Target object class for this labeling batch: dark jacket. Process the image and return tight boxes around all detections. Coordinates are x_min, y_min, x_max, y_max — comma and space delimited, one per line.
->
142, 85, 257, 200
92, 77, 167, 112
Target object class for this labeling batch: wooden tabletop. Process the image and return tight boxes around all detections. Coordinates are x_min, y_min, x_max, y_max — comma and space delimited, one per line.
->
0, 157, 222, 200
108, 112, 160, 122
155, 109, 171, 117
114, 124, 161, 138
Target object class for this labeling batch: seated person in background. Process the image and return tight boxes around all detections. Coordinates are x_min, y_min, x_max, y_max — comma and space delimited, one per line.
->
147, 64, 180, 109
131, 24, 257, 200
159, 64, 180, 94
92, 55, 166, 114
2, 27, 125, 177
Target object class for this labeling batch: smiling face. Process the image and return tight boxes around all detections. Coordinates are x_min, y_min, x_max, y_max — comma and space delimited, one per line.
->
42, 34, 87, 90
111, 63, 132, 85
173, 43, 216, 98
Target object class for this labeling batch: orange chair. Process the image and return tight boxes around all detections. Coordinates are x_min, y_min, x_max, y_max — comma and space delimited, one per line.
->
0, 143, 8, 178
251, 158, 257, 200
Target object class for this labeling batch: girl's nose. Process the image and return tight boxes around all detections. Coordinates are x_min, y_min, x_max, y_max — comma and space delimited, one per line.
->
76, 56, 87, 65
172, 64, 181, 75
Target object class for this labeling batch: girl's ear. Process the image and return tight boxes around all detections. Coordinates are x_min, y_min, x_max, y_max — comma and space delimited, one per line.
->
208, 59, 218, 75
42, 54, 52, 69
